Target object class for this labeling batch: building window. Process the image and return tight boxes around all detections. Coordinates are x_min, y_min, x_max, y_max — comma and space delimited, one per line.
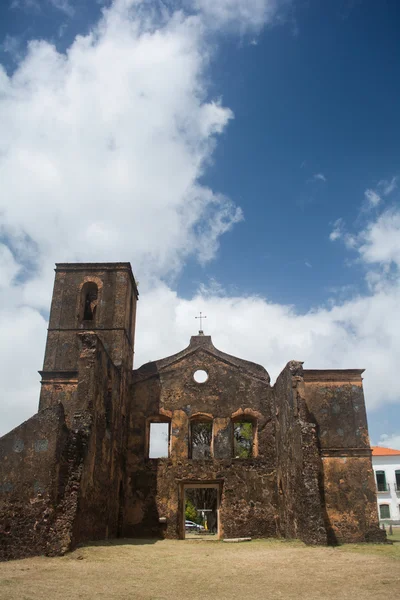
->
376, 470, 388, 492
81, 282, 99, 323
379, 504, 390, 519
395, 470, 400, 491
149, 421, 170, 458
190, 420, 212, 459
233, 420, 254, 458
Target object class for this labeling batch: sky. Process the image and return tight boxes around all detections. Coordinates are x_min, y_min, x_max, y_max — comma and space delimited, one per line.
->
0, 0, 400, 448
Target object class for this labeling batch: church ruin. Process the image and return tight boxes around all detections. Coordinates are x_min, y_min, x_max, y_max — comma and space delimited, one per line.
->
0, 262, 384, 560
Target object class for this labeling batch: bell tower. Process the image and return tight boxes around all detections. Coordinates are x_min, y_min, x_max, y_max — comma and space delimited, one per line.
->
39, 262, 138, 412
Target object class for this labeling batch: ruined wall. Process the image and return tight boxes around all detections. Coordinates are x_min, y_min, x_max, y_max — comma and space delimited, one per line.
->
124, 335, 278, 540
1, 259, 385, 557
274, 362, 327, 545
303, 370, 384, 543
0, 405, 75, 560
321, 456, 384, 543
0, 331, 129, 561
39, 371, 78, 427
0, 262, 136, 560
71, 332, 127, 545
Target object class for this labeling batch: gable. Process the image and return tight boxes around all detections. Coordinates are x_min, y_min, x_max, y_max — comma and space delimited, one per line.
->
132, 335, 270, 385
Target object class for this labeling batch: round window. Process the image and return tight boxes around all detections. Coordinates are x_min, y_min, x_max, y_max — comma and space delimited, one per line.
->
193, 369, 208, 383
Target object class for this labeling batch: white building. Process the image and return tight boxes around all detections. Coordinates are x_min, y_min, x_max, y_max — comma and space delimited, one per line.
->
372, 446, 400, 524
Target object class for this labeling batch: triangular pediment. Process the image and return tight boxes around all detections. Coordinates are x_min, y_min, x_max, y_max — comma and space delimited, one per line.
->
132, 335, 270, 384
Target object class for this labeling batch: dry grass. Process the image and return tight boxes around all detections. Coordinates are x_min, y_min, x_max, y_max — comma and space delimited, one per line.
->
1, 538, 400, 600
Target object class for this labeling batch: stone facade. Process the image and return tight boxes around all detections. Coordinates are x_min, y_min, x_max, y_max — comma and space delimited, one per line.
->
0, 263, 385, 560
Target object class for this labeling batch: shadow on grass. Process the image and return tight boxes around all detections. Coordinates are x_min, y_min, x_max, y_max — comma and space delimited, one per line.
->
78, 537, 162, 550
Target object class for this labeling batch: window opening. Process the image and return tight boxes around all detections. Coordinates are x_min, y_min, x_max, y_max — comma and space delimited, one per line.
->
379, 504, 390, 519
193, 369, 208, 383
190, 421, 212, 459
376, 470, 387, 492
395, 470, 400, 491
149, 422, 169, 458
233, 421, 254, 458
81, 282, 98, 322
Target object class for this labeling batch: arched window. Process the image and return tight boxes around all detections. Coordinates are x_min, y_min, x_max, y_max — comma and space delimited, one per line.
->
80, 282, 98, 323
189, 416, 213, 459
232, 418, 256, 459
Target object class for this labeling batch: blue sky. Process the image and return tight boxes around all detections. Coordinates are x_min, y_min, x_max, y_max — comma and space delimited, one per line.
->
190, 0, 400, 306
0, 0, 399, 447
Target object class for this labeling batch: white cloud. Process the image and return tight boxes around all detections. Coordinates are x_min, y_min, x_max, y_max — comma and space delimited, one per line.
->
0, 2, 241, 281
364, 188, 381, 208
0, 0, 246, 434
10, 0, 40, 10
312, 172, 326, 182
49, 0, 75, 17
11, 0, 74, 15
329, 218, 343, 241
357, 209, 400, 269
378, 176, 397, 197
0, 34, 24, 61
378, 434, 400, 451
193, 0, 285, 32
1, 0, 400, 445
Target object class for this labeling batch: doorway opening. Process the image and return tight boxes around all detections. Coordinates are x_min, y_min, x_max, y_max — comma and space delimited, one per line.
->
181, 482, 221, 540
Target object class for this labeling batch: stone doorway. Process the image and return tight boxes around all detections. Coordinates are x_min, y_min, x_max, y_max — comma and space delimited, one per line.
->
180, 481, 222, 540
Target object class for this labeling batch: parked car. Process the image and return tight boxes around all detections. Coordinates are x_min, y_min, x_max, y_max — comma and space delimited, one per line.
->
185, 520, 205, 531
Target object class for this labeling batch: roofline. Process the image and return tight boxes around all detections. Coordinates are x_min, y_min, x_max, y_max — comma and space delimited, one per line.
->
132, 335, 270, 384
303, 369, 365, 382
55, 262, 138, 298
371, 445, 400, 456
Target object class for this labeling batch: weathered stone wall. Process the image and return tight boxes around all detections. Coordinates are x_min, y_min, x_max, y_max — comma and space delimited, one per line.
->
303, 371, 384, 543
1, 262, 385, 557
39, 372, 78, 427
321, 456, 385, 543
39, 262, 138, 419
124, 335, 278, 540
71, 332, 126, 545
274, 362, 327, 545
0, 405, 71, 560
0, 331, 130, 561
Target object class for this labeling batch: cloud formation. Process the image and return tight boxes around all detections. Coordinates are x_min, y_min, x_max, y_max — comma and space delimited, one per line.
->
364, 188, 381, 208
1, 0, 278, 435
312, 172, 326, 182
193, 0, 284, 32
378, 434, 400, 451
0, 0, 400, 453
378, 176, 397, 197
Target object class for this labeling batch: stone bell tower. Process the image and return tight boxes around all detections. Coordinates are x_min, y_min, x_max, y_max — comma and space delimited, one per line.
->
39, 262, 138, 414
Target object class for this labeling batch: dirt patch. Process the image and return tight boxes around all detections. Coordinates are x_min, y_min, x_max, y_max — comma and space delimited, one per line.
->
0, 538, 399, 600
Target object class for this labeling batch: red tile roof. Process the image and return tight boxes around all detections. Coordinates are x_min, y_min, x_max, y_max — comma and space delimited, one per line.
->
371, 446, 400, 456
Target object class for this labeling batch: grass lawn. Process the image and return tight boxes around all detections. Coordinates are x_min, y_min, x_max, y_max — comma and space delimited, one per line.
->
385, 526, 400, 542
0, 538, 399, 600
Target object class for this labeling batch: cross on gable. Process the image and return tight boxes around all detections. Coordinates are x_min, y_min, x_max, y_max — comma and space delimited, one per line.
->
195, 311, 207, 334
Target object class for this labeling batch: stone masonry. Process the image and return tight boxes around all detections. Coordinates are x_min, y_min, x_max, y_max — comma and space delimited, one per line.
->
0, 262, 385, 560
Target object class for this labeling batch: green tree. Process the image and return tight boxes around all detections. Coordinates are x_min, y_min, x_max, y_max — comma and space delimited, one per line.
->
233, 421, 253, 458
185, 498, 199, 523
